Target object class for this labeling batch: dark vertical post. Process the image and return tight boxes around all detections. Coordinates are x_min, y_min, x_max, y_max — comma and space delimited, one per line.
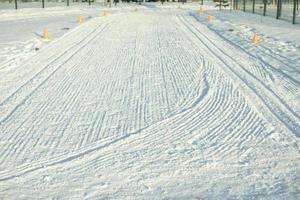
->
42, 0, 45, 8
243, 0, 245, 11
89, 0, 91, 5
263, 0, 267, 15
14, 0, 17, 9
252, 0, 255, 13
280, 0, 282, 15
201, 0, 203, 5
220, 0, 222, 10
67, 0, 69, 6
293, 0, 297, 23
276, 0, 281, 19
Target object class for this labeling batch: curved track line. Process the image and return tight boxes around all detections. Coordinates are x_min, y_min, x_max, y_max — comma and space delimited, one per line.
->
178, 14, 299, 136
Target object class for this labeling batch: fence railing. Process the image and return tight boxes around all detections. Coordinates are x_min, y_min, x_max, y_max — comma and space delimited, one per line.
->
0, 0, 106, 10
232, 0, 299, 24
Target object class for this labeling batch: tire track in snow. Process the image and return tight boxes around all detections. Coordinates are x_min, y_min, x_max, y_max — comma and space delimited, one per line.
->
0, 12, 212, 180
0, 19, 122, 167
0, 13, 204, 173
0, 19, 112, 124
55, 65, 272, 190
0, 12, 299, 199
193, 13, 300, 113
178, 14, 299, 136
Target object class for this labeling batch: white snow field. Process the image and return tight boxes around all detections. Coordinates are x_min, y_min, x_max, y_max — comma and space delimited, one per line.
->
0, 3, 300, 199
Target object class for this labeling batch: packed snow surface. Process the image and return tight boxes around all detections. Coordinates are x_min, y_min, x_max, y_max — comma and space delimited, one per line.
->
0, 3, 299, 199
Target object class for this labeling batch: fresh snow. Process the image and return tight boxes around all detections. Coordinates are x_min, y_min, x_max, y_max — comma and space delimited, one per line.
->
0, 2, 299, 199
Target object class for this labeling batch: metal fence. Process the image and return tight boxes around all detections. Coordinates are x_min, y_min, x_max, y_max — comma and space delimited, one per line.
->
233, 0, 300, 24
0, 0, 106, 9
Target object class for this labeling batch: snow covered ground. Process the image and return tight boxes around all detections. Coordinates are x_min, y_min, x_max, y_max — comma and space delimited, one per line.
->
0, 2, 299, 199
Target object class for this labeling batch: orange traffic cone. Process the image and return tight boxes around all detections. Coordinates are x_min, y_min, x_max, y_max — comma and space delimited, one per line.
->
251, 33, 258, 45
208, 15, 213, 21
43, 28, 48, 40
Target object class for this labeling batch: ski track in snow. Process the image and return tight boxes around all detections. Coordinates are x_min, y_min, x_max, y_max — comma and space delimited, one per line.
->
190, 11, 300, 115
178, 14, 299, 135
0, 7, 299, 199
